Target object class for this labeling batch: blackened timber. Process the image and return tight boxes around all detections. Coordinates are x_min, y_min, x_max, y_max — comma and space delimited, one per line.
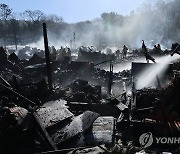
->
94, 59, 112, 66
43, 23, 52, 92
0, 75, 12, 87
108, 61, 113, 96
0, 82, 36, 106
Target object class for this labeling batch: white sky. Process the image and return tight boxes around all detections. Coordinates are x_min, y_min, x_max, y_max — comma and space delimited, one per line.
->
1, 0, 146, 23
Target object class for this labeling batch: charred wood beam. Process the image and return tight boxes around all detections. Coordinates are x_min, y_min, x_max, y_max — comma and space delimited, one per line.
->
38, 146, 93, 154
108, 61, 113, 96
0, 82, 36, 106
94, 59, 112, 66
43, 23, 52, 92
0, 75, 12, 87
136, 106, 155, 111
97, 145, 111, 153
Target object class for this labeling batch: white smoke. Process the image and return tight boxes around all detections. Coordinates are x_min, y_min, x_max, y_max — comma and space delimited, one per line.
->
24, 0, 179, 52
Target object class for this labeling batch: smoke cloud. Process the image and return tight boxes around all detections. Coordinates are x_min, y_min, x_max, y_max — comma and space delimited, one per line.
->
25, 0, 180, 51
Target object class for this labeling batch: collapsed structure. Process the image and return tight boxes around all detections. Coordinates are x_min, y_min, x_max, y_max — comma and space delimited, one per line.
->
0, 24, 180, 154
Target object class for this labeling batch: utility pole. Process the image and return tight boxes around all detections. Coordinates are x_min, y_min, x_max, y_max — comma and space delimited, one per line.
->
43, 23, 52, 92
73, 32, 76, 49
108, 61, 113, 96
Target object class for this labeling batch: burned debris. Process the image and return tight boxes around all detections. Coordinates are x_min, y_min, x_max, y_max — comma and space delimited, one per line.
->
0, 22, 180, 154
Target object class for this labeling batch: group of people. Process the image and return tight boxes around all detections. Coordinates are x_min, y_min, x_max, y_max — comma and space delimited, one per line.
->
116, 42, 156, 62
115, 41, 167, 63
57, 46, 71, 61
153, 43, 162, 54
141, 40, 180, 63
55, 41, 179, 64
115, 42, 158, 62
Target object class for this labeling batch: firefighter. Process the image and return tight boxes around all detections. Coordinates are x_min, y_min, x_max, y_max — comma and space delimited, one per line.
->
157, 44, 162, 54
142, 40, 156, 63
115, 49, 120, 59
122, 45, 128, 59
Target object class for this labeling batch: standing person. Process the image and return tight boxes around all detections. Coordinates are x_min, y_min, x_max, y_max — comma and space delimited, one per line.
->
122, 45, 128, 59
157, 44, 162, 54
115, 49, 120, 59
142, 40, 156, 63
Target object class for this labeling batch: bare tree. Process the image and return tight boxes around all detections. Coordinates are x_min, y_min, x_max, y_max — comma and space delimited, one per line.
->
0, 4, 12, 48
21, 10, 45, 22
0, 4, 12, 20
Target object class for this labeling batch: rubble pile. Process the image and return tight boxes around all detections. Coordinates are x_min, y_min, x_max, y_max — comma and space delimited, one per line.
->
59, 79, 101, 103
52, 63, 131, 98
0, 42, 180, 153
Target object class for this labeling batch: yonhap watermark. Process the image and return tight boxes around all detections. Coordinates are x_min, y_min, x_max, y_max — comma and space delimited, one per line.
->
156, 137, 180, 144
139, 132, 153, 148
139, 132, 180, 148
